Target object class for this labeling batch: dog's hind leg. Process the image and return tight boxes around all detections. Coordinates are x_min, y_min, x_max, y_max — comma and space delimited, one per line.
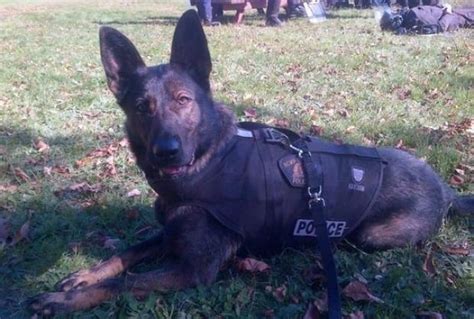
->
57, 233, 166, 292
350, 208, 444, 251
349, 148, 452, 251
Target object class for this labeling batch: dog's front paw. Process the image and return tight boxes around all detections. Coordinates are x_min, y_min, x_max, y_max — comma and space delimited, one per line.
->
28, 292, 70, 317
56, 269, 99, 292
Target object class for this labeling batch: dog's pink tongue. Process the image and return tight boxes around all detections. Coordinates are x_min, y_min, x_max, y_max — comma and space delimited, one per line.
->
161, 166, 182, 175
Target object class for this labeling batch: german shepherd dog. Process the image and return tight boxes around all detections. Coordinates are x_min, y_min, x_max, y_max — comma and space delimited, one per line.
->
30, 10, 473, 316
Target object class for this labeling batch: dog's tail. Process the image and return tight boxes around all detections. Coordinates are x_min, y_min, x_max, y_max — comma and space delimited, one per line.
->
450, 194, 474, 216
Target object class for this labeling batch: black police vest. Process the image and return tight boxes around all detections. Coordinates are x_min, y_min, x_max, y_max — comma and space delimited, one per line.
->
147, 127, 385, 256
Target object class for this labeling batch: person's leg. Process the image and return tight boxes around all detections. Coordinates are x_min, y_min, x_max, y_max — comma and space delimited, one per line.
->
266, 0, 283, 26
197, 0, 220, 26
287, 0, 305, 18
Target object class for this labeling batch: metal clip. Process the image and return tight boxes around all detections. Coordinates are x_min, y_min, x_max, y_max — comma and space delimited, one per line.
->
307, 186, 325, 208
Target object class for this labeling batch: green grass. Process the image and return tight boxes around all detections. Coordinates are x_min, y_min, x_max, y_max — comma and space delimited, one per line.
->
0, 1, 473, 318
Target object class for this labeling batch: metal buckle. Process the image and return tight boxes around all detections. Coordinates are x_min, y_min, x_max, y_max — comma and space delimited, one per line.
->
308, 186, 325, 208
263, 128, 311, 158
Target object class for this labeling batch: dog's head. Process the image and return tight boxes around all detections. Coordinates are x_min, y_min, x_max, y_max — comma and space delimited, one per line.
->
100, 10, 221, 177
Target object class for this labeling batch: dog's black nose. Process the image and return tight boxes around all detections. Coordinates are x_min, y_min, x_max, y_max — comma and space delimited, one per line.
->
152, 136, 181, 159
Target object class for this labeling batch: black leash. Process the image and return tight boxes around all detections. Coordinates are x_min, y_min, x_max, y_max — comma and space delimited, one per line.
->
298, 139, 342, 319
262, 128, 342, 319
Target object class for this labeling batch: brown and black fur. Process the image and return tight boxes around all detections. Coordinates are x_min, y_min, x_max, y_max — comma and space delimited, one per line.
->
29, 9, 473, 316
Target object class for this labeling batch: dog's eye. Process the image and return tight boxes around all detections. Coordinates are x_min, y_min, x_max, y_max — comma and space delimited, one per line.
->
136, 101, 150, 115
176, 94, 191, 105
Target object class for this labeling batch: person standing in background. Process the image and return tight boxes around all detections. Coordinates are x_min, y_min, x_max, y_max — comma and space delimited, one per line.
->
196, 0, 221, 26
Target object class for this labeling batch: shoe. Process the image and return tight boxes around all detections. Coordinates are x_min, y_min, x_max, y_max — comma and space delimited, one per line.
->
202, 20, 221, 27
288, 5, 306, 18
265, 17, 283, 27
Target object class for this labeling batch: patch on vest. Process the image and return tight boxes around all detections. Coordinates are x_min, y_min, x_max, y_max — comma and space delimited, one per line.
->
293, 219, 347, 238
348, 166, 365, 192
279, 155, 305, 187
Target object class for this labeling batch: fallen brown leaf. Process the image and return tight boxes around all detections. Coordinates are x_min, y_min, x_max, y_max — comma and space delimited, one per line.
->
103, 156, 117, 176
394, 87, 411, 100
43, 166, 52, 176
0, 184, 18, 193
236, 257, 270, 273
423, 249, 436, 277
275, 118, 290, 128
345, 126, 356, 134
395, 139, 404, 149
244, 108, 257, 119
10, 220, 30, 246
442, 245, 470, 256
303, 303, 321, 319
55, 182, 102, 197
345, 311, 365, 319
263, 309, 274, 317
126, 189, 141, 198
102, 237, 120, 250
14, 167, 30, 182
34, 138, 50, 153
416, 311, 443, 319
313, 294, 328, 312
118, 138, 129, 148
342, 280, 384, 303
273, 285, 287, 302
449, 175, 464, 186
310, 125, 324, 136
338, 109, 349, 117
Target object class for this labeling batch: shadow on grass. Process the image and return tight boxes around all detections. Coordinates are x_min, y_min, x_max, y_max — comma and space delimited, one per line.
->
0, 125, 105, 154
94, 15, 179, 26
0, 196, 158, 318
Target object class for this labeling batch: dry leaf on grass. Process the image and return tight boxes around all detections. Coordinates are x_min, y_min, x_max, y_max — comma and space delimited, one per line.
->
102, 237, 120, 250
345, 310, 365, 319
310, 125, 324, 136
244, 108, 257, 119
417, 311, 443, 319
126, 189, 141, 198
10, 220, 30, 245
34, 138, 50, 153
263, 309, 275, 317
272, 285, 287, 302
313, 294, 328, 312
0, 219, 30, 248
303, 303, 321, 319
0, 184, 18, 193
395, 139, 404, 149
449, 175, 464, 186
55, 182, 102, 197
422, 249, 436, 277
274, 118, 290, 128
442, 245, 470, 256
236, 257, 270, 273
342, 280, 384, 303
14, 167, 30, 182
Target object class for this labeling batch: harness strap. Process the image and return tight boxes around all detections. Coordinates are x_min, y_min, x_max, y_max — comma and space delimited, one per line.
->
296, 138, 342, 319
260, 127, 342, 318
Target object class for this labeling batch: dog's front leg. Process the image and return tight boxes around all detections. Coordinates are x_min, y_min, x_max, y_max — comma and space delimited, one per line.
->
29, 264, 206, 316
30, 208, 241, 316
57, 233, 165, 292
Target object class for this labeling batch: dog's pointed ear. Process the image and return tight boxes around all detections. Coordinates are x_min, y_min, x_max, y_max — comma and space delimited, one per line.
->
170, 10, 212, 93
99, 26, 145, 101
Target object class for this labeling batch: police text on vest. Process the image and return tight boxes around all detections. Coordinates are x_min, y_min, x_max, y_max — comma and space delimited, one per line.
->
293, 219, 347, 238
